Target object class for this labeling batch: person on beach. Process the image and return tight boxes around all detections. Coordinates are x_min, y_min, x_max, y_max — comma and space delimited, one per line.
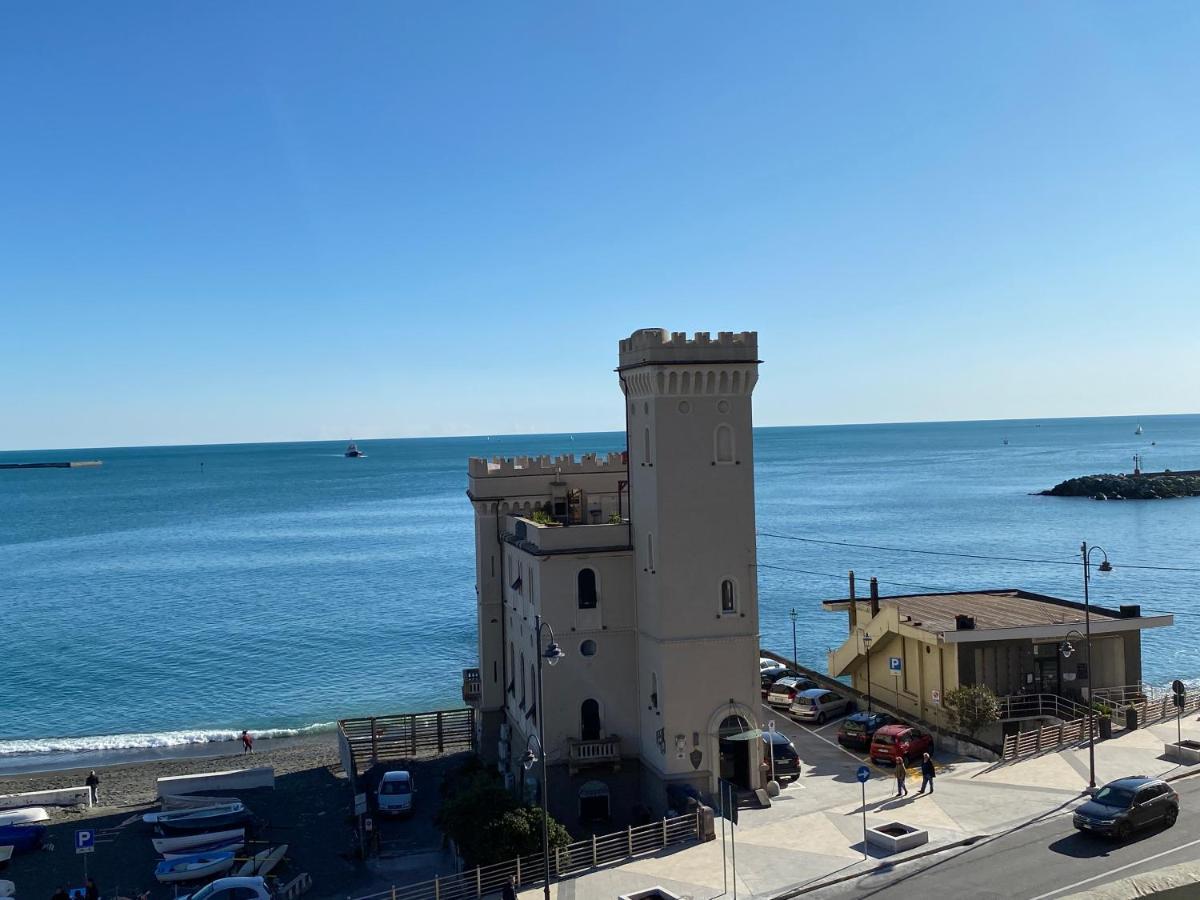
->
241, 729, 254, 753
85, 770, 100, 804
502, 876, 517, 900
893, 756, 908, 796
918, 752, 936, 794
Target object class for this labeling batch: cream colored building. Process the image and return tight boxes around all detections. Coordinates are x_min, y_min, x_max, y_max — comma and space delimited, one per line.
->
464, 328, 764, 827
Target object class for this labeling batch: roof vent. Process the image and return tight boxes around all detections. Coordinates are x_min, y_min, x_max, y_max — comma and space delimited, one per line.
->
1120, 604, 1141, 618
955, 614, 976, 631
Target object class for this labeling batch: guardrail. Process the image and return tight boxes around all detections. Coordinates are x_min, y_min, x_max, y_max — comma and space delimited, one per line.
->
997, 693, 1093, 723
348, 810, 703, 900
1002, 715, 1097, 760
1128, 692, 1200, 728
338, 708, 476, 786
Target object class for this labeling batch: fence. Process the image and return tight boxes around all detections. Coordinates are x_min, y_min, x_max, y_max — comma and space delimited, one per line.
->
338, 708, 476, 786
1002, 715, 1097, 760
996, 693, 1093, 723
349, 810, 704, 900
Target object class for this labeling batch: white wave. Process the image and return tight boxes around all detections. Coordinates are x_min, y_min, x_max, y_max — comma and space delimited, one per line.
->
0, 722, 335, 756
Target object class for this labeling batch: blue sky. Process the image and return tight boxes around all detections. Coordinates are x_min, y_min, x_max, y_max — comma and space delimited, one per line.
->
3, 2, 1198, 449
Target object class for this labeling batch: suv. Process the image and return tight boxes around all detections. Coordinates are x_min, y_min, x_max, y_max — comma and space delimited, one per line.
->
837, 711, 896, 750
762, 731, 802, 781
377, 769, 416, 816
869, 724, 933, 764
789, 688, 852, 725
1073, 777, 1179, 840
767, 676, 817, 707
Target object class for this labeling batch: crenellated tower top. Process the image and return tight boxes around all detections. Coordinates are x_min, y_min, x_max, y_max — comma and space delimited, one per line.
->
467, 451, 627, 478
617, 328, 758, 370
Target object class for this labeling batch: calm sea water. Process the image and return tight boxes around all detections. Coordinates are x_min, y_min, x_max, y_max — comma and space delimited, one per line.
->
2, 416, 1198, 761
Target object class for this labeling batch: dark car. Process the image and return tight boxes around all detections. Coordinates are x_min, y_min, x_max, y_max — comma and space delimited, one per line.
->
760, 665, 799, 696
1073, 776, 1179, 839
762, 731, 802, 781
869, 724, 934, 765
837, 712, 896, 750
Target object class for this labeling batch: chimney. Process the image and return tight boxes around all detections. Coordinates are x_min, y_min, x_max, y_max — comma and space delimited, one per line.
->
848, 570, 858, 630
1120, 604, 1141, 618
869, 577, 880, 619
955, 614, 975, 631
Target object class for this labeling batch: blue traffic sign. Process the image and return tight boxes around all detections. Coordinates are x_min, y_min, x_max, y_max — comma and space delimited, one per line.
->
75, 829, 95, 854
888, 657, 902, 673
856, 765, 871, 783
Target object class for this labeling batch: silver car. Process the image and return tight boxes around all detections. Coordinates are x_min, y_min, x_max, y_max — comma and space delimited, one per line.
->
789, 688, 851, 724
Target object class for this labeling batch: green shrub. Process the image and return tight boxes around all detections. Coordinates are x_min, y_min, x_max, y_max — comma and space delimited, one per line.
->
943, 684, 1000, 734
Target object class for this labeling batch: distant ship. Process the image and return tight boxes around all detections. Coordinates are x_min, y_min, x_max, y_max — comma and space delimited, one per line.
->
344, 442, 366, 458
1135, 424, 1144, 435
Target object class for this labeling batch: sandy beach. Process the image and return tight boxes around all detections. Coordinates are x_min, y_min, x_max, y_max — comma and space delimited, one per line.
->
0, 734, 395, 899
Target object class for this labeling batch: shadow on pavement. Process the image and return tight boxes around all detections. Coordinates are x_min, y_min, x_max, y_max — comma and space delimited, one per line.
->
1048, 827, 1159, 859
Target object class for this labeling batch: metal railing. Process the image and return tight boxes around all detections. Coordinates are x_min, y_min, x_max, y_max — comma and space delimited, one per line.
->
996, 693, 1092, 723
462, 668, 482, 704
338, 708, 476, 785
567, 736, 621, 774
348, 810, 703, 900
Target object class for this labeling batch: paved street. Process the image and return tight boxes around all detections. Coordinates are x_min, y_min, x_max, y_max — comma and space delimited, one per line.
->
810, 775, 1200, 899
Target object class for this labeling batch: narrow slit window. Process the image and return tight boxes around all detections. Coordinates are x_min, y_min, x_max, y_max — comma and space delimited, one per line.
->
720, 579, 737, 614
715, 424, 734, 464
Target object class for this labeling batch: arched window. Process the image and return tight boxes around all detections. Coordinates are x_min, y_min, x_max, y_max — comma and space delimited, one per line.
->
715, 424, 734, 464
720, 579, 737, 614
581, 698, 601, 741
578, 568, 598, 609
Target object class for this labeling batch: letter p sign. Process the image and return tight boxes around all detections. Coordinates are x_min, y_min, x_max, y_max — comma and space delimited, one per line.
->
75, 829, 94, 854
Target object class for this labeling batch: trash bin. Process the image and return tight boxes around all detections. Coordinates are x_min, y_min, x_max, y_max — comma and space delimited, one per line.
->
1125, 706, 1139, 731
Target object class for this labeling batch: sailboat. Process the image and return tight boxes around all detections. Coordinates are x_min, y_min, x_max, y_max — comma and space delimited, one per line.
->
1135, 424, 1144, 435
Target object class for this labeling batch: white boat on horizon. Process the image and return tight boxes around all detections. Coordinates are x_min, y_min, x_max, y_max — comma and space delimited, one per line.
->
1135, 424, 1144, 435
152, 827, 244, 854
0, 807, 48, 827
344, 442, 366, 458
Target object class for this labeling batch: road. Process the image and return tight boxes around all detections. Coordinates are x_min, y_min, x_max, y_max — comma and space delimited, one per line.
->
810, 772, 1200, 899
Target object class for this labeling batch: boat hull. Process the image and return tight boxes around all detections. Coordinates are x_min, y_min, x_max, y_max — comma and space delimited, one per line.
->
154, 851, 235, 884
0, 825, 46, 853
157, 810, 252, 833
0, 807, 49, 827
152, 828, 244, 854
162, 838, 243, 859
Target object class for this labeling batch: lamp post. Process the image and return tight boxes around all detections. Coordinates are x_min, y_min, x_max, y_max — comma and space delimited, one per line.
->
1080, 542, 1112, 791
529, 615, 564, 900
862, 632, 873, 713
789, 608, 798, 668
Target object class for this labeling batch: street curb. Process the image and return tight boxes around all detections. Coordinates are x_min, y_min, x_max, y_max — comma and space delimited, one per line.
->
766, 834, 990, 898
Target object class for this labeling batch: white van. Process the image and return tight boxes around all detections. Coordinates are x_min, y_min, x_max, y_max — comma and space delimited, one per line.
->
377, 770, 416, 816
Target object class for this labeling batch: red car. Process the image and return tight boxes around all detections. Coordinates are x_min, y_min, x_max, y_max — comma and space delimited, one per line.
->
869, 724, 933, 765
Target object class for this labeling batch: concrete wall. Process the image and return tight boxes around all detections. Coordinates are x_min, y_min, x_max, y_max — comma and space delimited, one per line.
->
157, 766, 274, 798
0, 786, 90, 809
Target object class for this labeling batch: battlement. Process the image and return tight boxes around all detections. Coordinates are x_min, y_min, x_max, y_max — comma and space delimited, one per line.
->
618, 328, 758, 369
468, 451, 628, 478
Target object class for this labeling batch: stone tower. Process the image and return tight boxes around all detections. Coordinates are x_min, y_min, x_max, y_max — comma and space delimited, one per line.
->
618, 328, 763, 797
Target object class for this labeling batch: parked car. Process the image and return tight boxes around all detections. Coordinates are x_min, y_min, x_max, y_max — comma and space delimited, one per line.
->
790, 688, 852, 724
762, 731, 802, 781
767, 675, 817, 707
760, 657, 779, 670
377, 769, 416, 816
869, 724, 933, 764
1073, 777, 1179, 840
182, 877, 273, 900
761, 665, 800, 695
837, 711, 897, 750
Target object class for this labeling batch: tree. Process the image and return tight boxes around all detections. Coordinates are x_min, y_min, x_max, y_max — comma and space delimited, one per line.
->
484, 807, 572, 862
943, 683, 1000, 734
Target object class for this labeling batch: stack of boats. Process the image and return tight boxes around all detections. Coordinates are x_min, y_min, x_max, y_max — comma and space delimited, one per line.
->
0, 806, 49, 869
146, 801, 286, 883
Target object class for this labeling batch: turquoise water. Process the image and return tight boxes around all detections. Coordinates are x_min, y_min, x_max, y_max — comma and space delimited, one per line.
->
2, 415, 1198, 759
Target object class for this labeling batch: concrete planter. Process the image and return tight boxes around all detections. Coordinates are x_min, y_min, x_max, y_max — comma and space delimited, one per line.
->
619, 889, 684, 900
1164, 740, 1200, 765
865, 821, 929, 854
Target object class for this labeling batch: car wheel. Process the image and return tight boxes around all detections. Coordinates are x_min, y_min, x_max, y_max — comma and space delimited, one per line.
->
1116, 821, 1133, 841
1165, 806, 1178, 828
817, 713, 826, 725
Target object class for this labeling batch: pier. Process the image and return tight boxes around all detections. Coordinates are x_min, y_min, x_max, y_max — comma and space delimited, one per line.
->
0, 460, 102, 470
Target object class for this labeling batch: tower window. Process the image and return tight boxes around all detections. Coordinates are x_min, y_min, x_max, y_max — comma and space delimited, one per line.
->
720, 579, 737, 614
578, 568, 598, 609
715, 424, 734, 464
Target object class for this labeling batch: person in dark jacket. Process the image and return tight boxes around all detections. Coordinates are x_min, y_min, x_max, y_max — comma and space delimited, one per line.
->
501, 875, 517, 900
918, 752, 936, 794
85, 770, 100, 804
893, 756, 908, 796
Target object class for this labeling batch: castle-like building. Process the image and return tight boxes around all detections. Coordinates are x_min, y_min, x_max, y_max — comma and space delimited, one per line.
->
465, 328, 763, 826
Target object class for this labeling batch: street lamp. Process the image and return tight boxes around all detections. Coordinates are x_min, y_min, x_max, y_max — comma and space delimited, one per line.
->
532, 615, 564, 900
1079, 542, 1113, 791
861, 632, 873, 713
789, 608, 798, 668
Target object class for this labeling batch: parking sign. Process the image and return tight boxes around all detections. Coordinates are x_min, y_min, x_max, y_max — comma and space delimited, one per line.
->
75, 829, 95, 854
889, 657, 902, 674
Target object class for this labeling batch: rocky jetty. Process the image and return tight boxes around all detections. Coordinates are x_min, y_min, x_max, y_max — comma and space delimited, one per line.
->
1041, 472, 1200, 500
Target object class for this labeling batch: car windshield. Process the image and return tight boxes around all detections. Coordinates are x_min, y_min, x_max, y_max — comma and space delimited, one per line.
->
381, 780, 411, 795
1093, 786, 1135, 808
874, 733, 895, 745
843, 720, 864, 731
795, 697, 815, 707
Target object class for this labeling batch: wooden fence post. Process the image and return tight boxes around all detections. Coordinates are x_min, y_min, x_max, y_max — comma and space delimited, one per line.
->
662, 816, 668, 846
438, 712, 445, 755
592, 834, 597, 866
627, 825, 633, 856
475, 865, 481, 897
392, 887, 397, 900
516, 856, 521, 884
434, 876, 440, 900
370, 717, 379, 763
410, 716, 417, 754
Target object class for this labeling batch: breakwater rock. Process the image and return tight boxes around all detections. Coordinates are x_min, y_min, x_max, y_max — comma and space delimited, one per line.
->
1040, 472, 1200, 500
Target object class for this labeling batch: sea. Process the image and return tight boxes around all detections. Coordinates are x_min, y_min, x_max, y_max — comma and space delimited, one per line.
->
2, 415, 1198, 772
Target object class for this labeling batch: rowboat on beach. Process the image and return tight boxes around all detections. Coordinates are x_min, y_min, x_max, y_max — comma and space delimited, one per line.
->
154, 850, 235, 883
0, 807, 48, 827
235, 843, 287, 875
152, 828, 244, 854
0, 825, 45, 853
155, 805, 252, 834
162, 837, 243, 859
143, 802, 244, 824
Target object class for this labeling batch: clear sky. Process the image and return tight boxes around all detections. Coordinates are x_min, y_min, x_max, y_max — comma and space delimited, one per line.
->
3, 2, 1198, 450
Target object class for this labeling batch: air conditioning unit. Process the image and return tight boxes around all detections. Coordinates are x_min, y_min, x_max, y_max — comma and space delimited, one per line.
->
503, 772, 516, 790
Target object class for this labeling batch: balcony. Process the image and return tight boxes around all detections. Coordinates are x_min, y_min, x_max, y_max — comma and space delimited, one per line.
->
568, 735, 622, 775
462, 667, 481, 705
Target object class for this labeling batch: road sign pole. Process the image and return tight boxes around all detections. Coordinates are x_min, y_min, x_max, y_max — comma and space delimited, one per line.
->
719, 783, 727, 896
861, 781, 867, 860
730, 782, 737, 900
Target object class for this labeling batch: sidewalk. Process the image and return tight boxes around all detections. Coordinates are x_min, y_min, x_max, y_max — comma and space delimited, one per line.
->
520, 710, 1200, 900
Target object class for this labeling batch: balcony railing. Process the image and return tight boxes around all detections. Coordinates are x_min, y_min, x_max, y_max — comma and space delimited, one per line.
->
568, 735, 622, 775
462, 667, 482, 705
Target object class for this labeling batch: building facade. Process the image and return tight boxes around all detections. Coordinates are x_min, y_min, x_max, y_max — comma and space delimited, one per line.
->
464, 328, 764, 828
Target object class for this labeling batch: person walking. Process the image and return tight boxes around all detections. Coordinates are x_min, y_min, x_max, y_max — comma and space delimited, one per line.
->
918, 752, 936, 794
85, 770, 100, 805
893, 756, 908, 796
501, 875, 517, 900
241, 729, 254, 753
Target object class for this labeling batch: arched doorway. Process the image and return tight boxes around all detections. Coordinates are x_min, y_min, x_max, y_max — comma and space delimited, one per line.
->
581, 699, 602, 741
718, 714, 753, 790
